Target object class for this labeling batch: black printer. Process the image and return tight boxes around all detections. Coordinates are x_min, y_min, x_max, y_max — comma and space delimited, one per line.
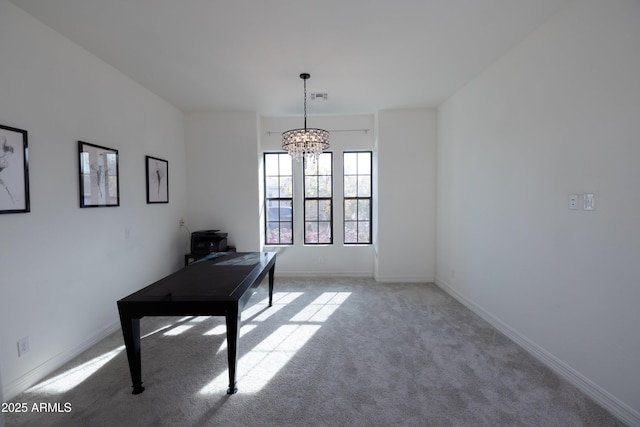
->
190, 230, 228, 255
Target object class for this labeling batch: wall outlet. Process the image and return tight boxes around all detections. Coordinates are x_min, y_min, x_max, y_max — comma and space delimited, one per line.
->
569, 194, 579, 210
17, 336, 30, 357
179, 218, 185, 227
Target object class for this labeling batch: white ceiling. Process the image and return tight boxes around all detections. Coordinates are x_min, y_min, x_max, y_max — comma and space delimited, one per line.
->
10, 0, 571, 115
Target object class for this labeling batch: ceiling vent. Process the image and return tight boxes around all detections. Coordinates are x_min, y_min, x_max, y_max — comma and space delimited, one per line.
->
310, 93, 328, 100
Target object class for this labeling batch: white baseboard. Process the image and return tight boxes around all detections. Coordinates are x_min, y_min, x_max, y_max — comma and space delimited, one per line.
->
374, 275, 435, 283
435, 276, 640, 427
3, 320, 121, 401
274, 271, 373, 278
274, 272, 434, 283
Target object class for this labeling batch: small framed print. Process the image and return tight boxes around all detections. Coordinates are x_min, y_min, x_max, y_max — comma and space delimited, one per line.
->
145, 155, 168, 204
78, 141, 119, 208
0, 124, 30, 214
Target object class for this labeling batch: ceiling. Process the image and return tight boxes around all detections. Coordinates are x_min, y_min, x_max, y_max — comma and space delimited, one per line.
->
10, 0, 571, 116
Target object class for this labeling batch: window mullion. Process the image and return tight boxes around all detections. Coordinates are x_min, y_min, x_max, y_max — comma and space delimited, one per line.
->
304, 153, 333, 245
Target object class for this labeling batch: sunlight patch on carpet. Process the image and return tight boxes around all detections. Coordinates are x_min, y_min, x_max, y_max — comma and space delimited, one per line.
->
214, 325, 258, 352
24, 317, 192, 395
199, 291, 351, 394
27, 346, 124, 394
204, 325, 228, 336
163, 325, 195, 336
199, 325, 321, 394
243, 292, 304, 322
163, 316, 211, 336
290, 292, 351, 322
142, 323, 177, 337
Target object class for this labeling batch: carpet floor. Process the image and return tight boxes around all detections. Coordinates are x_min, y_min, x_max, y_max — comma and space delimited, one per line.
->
6, 277, 624, 426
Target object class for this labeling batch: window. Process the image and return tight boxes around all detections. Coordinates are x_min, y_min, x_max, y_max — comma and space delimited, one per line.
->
264, 153, 293, 245
343, 151, 372, 244
304, 153, 333, 244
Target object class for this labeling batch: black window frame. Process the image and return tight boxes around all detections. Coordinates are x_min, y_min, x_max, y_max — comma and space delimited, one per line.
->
263, 152, 294, 245
343, 151, 372, 245
303, 152, 333, 245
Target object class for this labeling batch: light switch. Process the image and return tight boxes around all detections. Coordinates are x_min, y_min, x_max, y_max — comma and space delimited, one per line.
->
583, 193, 595, 210
569, 194, 579, 210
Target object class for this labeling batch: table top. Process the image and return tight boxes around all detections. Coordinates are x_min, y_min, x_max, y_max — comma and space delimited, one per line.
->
118, 252, 276, 303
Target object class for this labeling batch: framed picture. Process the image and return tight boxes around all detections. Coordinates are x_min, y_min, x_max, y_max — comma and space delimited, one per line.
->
0, 124, 30, 214
145, 155, 168, 203
78, 141, 119, 207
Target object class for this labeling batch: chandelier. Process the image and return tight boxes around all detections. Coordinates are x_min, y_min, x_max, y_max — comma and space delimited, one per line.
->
282, 73, 329, 161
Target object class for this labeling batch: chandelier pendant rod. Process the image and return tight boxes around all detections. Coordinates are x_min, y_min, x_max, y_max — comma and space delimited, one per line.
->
301, 72, 309, 132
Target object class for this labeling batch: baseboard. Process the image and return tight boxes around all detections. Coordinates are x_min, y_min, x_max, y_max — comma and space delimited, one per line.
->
275, 272, 435, 283
274, 271, 373, 278
435, 276, 640, 427
3, 320, 121, 401
374, 275, 435, 283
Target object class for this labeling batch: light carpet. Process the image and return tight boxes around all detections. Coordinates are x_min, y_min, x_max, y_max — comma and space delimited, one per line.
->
6, 277, 624, 426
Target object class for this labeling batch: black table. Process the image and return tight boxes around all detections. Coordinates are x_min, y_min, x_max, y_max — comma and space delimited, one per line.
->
117, 252, 276, 395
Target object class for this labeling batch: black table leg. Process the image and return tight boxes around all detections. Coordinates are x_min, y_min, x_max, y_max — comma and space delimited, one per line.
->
225, 305, 240, 394
119, 314, 145, 394
268, 264, 275, 307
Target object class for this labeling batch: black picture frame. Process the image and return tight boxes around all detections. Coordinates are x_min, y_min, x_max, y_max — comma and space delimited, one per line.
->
0, 124, 30, 214
145, 155, 168, 204
78, 141, 119, 208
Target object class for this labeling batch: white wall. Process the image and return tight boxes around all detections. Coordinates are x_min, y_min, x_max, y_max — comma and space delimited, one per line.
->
0, 1, 187, 400
376, 109, 436, 282
186, 111, 437, 281
260, 115, 375, 276
435, 0, 640, 423
185, 111, 261, 252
